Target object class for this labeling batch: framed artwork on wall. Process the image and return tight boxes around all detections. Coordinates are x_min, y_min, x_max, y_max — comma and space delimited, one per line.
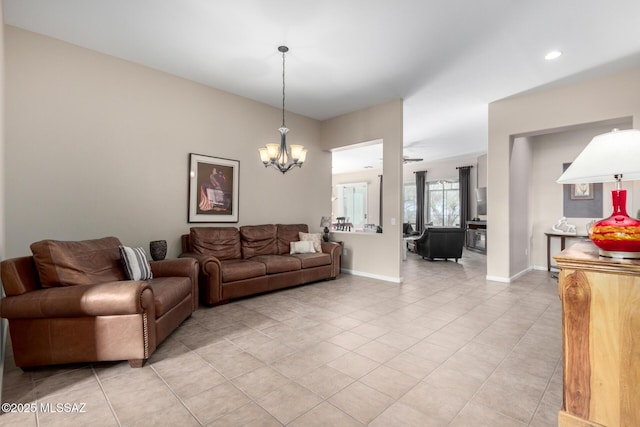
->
188, 153, 239, 223
562, 162, 602, 218
570, 183, 594, 200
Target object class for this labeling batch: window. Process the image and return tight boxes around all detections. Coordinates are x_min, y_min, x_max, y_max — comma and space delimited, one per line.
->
403, 182, 417, 226
426, 180, 460, 226
335, 182, 368, 229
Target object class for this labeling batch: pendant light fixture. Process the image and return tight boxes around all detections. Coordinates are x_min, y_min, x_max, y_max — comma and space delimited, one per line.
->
259, 46, 307, 174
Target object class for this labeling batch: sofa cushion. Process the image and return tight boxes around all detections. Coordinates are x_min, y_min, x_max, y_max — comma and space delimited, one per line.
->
31, 237, 126, 288
240, 225, 278, 258
220, 259, 267, 282
190, 227, 241, 260
291, 253, 332, 269
276, 224, 309, 254
147, 277, 192, 317
250, 255, 301, 274
119, 246, 153, 280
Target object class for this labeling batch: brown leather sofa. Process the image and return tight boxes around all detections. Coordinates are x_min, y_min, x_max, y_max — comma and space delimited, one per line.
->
180, 224, 341, 305
0, 236, 198, 368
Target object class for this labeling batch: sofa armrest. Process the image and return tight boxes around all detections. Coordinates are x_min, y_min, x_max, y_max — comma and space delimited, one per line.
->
321, 242, 342, 278
180, 252, 223, 305
150, 257, 199, 310
0, 281, 154, 319
150, 257, 197, 278
179, 252, 221, 273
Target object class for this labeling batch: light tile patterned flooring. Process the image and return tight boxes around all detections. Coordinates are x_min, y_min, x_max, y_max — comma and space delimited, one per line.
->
1, 249, 563, 426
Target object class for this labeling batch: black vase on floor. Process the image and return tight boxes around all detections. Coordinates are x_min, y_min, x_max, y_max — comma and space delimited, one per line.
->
149, 240, 167, 261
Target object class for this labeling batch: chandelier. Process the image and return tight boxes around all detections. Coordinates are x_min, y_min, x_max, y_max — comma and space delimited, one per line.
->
259, 46, 307, 174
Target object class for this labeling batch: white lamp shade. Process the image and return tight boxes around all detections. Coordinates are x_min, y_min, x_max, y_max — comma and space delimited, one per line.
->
265, 143, 279, 160
290, 145, 304, 161
298, 149, 307, 164
259, 148, 269, 163
557, 129, 640, 184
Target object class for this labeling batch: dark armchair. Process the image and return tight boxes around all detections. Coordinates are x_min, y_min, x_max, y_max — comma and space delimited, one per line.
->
402, 223, 420, 237
414, 227, 465, 262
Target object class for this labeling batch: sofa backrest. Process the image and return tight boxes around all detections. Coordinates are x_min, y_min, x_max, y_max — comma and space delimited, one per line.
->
30, 236, 126, 288
189, 227, 241, 260
186, 224, 313, 259
240, 225, 278, 258
403, 223, 414, 235
276, 224, 309, 255
424, 227, 464, 234
417, 227, 465, 258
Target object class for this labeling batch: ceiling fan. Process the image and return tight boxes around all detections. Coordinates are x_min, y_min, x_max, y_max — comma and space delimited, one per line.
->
378, 155, 424, 164
403, 156, 423, 163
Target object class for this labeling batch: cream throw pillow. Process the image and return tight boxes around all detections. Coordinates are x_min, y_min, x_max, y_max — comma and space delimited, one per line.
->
290, 240, 316, 254
299, 232, 322, 252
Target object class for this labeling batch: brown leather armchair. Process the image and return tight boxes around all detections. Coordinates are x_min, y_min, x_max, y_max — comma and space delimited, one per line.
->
0, 237, 198, 368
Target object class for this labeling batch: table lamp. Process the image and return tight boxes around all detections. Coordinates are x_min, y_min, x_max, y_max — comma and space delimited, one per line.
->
320, 216, 332, 242
557, 128, 640, 258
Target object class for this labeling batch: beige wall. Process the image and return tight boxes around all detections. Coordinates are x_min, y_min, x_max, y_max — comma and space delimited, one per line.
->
0, 12, 5, 262
488, 67, 640, 281
0, 4, 6, 398
4, 26, 330, 258
477, 154, 487, 189
320, 100, 403, 282
509, 137, 533, 277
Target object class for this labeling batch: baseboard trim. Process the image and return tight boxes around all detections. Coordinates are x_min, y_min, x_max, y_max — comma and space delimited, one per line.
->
486, 267, 532, 283
341, 269, 403, 283
510, 267, 532, 281
485, 275, 510, 283
532, 265, 559, 272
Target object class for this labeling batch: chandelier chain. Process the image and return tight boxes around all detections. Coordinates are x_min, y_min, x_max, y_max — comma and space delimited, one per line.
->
281, 48, 286, 128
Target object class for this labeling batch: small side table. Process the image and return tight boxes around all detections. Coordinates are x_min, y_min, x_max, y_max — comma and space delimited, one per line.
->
403, 236, 419, 261
544, 232, 589, 271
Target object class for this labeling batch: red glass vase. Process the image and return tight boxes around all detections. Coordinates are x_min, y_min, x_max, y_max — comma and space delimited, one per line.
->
589, 189, 640, 258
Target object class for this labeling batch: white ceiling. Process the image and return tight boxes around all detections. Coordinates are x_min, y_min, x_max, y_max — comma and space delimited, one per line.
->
331, 140, 384, 175
5, 0, 640, 170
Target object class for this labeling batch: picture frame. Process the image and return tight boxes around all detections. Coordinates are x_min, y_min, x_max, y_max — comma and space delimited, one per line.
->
188, 153, 239, 223
570, 183, 594, 200
562, 162, 602, 218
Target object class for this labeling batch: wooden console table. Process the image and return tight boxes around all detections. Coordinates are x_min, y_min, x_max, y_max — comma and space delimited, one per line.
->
554, 242, 640, 427
545, 231, 589, 271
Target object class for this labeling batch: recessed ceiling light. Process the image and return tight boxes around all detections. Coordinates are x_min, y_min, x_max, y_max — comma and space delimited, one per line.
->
545, 50, 562, 60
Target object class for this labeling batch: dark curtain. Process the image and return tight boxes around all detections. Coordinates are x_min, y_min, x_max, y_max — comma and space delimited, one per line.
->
378, 175, 383, 226
458, 166, 472, 229
415, 170, 427, 233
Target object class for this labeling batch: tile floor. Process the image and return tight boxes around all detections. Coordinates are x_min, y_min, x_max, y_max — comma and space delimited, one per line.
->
0, 249, 563, 426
